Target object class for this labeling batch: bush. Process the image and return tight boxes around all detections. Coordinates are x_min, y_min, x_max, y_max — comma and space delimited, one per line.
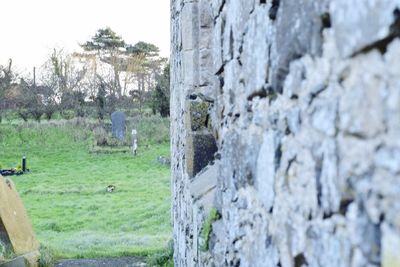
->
93, 126, 109, 146
92, 125, 130, 148
59, 110, 76, 120
127, 115, 170, 146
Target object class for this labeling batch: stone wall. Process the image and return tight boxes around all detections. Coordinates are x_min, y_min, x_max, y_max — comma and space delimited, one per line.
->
171, 0, 400, 266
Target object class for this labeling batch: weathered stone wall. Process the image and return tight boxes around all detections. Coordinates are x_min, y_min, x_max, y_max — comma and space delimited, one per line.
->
171, 0, 400, 266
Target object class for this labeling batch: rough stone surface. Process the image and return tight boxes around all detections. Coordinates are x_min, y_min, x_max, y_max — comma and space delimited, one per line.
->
171, 0, 400, 266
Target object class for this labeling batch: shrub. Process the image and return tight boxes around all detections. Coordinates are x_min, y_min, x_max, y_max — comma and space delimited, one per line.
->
127, 115, 170, 146
93, 126, 109, 146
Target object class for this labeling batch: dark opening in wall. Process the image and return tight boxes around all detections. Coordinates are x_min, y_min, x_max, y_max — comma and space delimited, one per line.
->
321, 13, 331, 29
294, 253, 308, 267
269, 0, 280, 21
190, 134, 218, 177
186, 98, 218, 177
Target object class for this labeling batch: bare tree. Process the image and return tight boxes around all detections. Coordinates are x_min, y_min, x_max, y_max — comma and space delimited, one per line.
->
40, 49, 87, 118
0, 59, 15, 122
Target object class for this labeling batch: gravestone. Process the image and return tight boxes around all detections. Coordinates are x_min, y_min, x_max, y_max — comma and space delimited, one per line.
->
0, 176, 40, 266
111, 111, 126, 141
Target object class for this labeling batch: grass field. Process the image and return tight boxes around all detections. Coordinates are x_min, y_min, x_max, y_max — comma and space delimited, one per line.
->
0, 117, 172, 263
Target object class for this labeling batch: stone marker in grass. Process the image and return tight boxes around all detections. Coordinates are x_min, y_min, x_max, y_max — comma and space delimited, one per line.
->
111, 111, 126, 141
0, 176, 40, 266
131, 129, 138, 155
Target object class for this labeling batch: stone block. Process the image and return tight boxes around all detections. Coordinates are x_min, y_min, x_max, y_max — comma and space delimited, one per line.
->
338, 54, 385, 138
183, 50, 197, 86
182, 2, 199, 52
189, 100, 212, 131
255, 131, 277, 211
190, 162, 218, 202
269, 0, 326, 93
199, 0, 213, 29
186, 133, 218, 178
311, 101, 337, 137
331, 0, 399, 57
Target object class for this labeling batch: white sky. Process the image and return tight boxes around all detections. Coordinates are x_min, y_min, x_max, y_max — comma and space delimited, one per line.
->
0, 0, 170, 72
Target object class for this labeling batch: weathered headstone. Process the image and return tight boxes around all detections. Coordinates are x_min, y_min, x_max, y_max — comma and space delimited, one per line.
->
0, 176, 40, 266
131, 129, 138, 155
111, 111, 126, 141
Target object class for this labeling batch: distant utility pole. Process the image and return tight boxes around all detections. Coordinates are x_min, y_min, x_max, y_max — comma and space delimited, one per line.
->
33, 67, 36, 87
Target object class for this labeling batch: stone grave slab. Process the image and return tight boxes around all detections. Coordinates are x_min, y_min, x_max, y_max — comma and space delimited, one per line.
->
111, 111, 126, 141
0, 176, 39, 266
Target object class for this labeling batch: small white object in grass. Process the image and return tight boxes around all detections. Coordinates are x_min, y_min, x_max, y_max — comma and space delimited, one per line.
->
131, 129, 138, 156
106, 185, 115, 193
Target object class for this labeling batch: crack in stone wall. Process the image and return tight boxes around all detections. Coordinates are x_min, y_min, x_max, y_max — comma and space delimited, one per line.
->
171, 0, 400, 266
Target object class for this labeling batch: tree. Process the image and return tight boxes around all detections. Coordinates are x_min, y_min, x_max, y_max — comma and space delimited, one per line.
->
151, 63, 170, 117
95, 79, 107, 120
12, 79, 43, 122
59, 90, 86, 118
0, 59, 15, 122
41, 49, 87, 118
126, 41, 159, 57
39, 84, 58, 120
81, 27, 125, 97
125, 42, 166, 114
0, 63, 44, 122
79, 28, 167, 116
81, 27, 125, 52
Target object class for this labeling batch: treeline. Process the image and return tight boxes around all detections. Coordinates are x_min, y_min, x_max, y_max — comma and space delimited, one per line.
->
0, 27, 170, 122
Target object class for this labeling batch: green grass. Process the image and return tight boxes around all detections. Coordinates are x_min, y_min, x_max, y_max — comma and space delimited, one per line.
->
0, 118, 172, 260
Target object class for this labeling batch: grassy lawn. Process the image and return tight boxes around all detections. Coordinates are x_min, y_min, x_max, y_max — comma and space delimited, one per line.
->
0, 118, 171, 260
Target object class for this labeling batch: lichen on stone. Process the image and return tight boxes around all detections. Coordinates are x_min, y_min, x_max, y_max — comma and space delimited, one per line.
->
199, 208, 221, 252
190, 100, 211, 132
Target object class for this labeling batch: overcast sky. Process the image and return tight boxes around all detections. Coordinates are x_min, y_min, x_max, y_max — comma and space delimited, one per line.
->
0, 0, 170, 72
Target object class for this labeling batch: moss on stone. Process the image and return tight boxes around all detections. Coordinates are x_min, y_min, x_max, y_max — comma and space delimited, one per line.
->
200, 208, 221, 252
190, 101, 211, 131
